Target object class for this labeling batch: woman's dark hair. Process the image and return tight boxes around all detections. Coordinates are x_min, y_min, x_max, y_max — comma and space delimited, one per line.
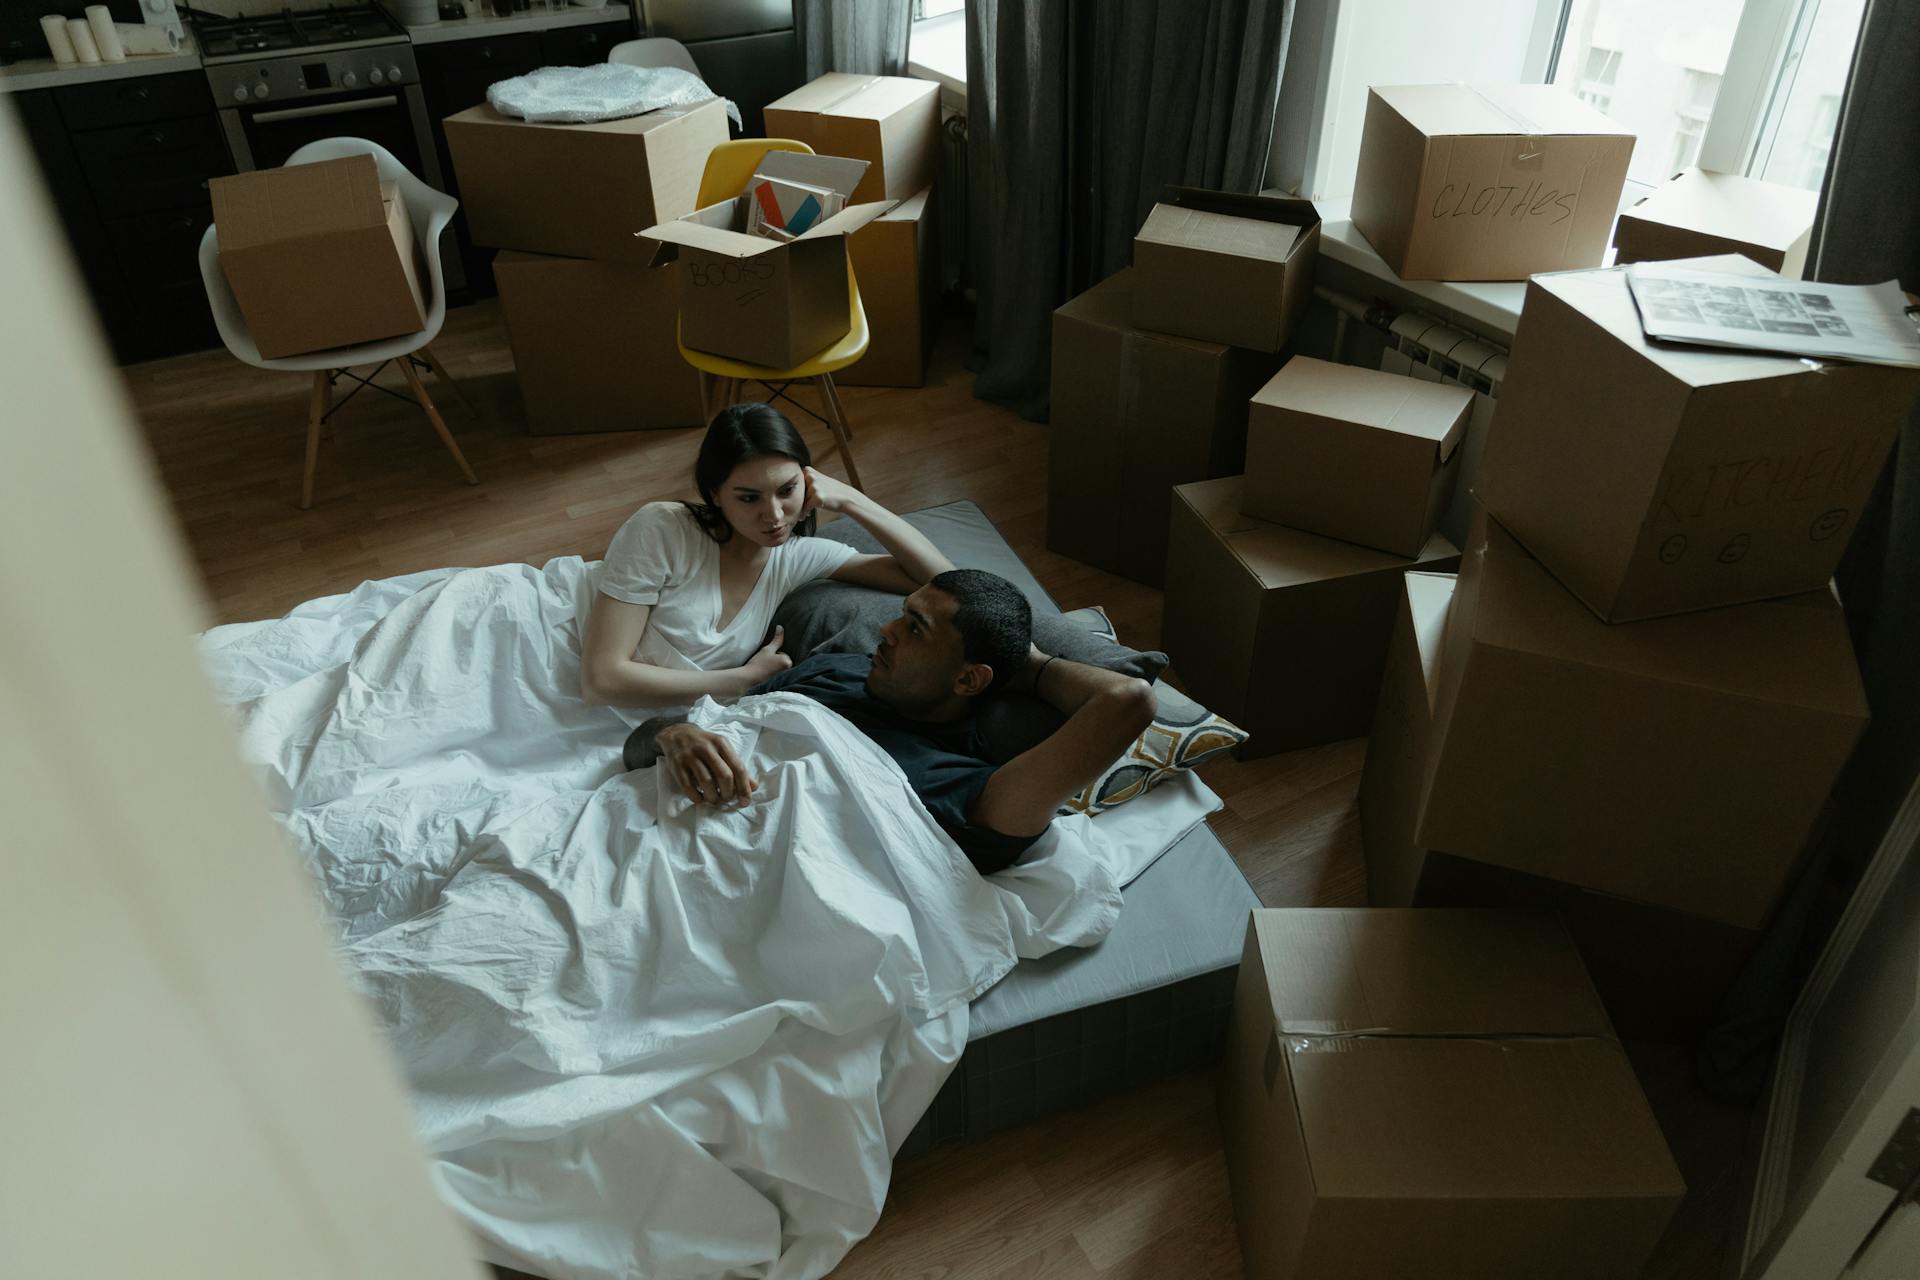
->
930, 569, 1033, 695
685, 403, 816, 543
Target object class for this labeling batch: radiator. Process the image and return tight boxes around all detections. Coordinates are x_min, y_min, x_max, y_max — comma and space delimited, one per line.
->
1313, 285, 1511, 548
937, 106, 969, 295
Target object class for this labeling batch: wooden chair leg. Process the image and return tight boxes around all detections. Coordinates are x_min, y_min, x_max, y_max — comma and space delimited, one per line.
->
399, 357, 479, 486
301, 370, 329, 510
816, 374, 862, 491
418, 345, 477, 418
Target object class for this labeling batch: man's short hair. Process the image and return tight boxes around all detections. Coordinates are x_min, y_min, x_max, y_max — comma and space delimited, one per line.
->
930, 569, 1032, 694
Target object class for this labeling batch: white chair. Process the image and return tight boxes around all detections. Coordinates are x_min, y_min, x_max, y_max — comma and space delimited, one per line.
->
606, 36, 702, 76
197, 138, 478, 510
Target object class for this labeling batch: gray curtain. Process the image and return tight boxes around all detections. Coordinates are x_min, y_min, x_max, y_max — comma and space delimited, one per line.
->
794, 0, 913, 80
965, 0, 1294, 420
1700, 0, 1920, 1098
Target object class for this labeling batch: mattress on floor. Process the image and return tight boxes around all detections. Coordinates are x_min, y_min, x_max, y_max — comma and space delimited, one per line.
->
811, 500, 1260, 1155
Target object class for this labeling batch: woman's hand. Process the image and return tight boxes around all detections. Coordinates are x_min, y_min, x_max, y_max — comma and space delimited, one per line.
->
741, 625, 793, 686
803, 467, 858, 518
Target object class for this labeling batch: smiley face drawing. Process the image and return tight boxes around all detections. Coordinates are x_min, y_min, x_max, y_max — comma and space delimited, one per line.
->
1659, 534, 1689, 565
1809, 508, 1850, 542
1717, 534, 1751, 564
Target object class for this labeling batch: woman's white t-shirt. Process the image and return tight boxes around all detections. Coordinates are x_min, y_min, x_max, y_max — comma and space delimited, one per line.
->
595, 501, 858, 674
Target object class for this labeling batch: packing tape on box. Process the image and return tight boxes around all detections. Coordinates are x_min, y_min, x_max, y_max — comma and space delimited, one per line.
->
1279, 1029, 1619, 1054
1462, 82, 1546, 162
39, 13, 76, 63
810, 76, 887, 115
85, 5, 125, 61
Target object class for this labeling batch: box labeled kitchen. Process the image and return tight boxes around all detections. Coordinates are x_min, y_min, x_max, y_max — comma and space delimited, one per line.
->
1476, 255, 1920, 620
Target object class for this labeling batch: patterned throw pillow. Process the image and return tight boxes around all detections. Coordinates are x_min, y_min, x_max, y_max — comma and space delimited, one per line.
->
1055, 608, 1249, 816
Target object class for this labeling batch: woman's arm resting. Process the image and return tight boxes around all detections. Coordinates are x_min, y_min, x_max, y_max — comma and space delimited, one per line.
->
580, 595, 791, 707
810, 469, 955, 591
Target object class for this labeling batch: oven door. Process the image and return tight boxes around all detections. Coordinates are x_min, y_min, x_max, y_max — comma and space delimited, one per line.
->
234, 90, 424, 173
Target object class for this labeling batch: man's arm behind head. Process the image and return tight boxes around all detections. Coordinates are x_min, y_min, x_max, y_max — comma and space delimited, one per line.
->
967, 655, 1157, 839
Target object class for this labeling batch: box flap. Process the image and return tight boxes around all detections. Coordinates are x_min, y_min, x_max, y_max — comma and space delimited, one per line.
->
1182, 476, 1456, 587
1138, 203, 1304, 266
1404, 572, 1456, 711
1373, 82, 1634, 139
1161, 185, 1321, 230
639, 197, 792, 259
1471, 515, 1870, 715
794, 198, 894, 242
1253, 357, 1474, 459
211, 154, 384, 253
1621, 168, 1818, 253
766, 71, 938, 121
1250, 909, 1613, 1037
754, 148, 873, 201
878, 187, 934, 222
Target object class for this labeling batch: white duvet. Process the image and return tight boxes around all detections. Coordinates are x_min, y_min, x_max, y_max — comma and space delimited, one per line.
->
198, 558, 1216, 1280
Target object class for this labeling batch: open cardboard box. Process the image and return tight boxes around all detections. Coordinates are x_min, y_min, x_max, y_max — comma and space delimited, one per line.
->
640, 151, 892, 368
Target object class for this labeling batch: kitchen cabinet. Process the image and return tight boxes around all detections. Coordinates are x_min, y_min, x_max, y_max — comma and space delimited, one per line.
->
17, 70, 231, 364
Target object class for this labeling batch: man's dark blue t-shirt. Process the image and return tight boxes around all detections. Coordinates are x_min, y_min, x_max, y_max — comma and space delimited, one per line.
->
752, 653, 1037, 875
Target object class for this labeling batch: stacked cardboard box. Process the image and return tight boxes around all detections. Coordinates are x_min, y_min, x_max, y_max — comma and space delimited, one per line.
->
1221, 908, 1686, 1279
1048, 191, 1321, 587
1613, 168, 1817, 278
1356, 254, 1920, 1037
442, 99, 727, 433
764, 74, 944, 386
1161, 356, 1468, 756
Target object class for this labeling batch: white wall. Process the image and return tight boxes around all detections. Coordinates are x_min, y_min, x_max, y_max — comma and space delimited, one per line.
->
0, 98, 483, 1280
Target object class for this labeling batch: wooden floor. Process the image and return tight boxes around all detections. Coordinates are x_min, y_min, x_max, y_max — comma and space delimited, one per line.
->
125, 299, 1752, 1279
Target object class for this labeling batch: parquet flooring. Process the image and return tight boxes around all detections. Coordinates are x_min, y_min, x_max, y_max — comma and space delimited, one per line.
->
121, 298, 1751, 1279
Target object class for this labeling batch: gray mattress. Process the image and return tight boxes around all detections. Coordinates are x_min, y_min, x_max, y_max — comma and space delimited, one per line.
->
808, 501, 1259, 1154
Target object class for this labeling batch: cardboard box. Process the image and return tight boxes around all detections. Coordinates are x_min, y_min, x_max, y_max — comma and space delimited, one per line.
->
1243, 357, 1473, 557
839, 187, 938, 388
1614, 167, 1817, 278
443, 98, 728, 266
1163, 476, 1458, 756
1416, 514, 1869, 931
1221, 908, 1685, 1280
1350, 83, 1635, 281
763, 72, 942, 205
1360, 570, 1759, 1040
210, 155, 426, 360
1131, 188, 1320, 351
493, 251, 704, 436
640, 152, 890, 369
1048, 271, 1282, 587
1477, 256, 1920, 621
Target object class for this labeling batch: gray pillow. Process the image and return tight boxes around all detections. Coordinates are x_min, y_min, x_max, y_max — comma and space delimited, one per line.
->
772, 517, 1168, 684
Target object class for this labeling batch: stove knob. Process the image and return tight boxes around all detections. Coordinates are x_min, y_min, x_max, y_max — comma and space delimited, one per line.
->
341, 70, 358, 87
369, 67, 385, 84
232, 85, 250, 103
252, 82, 269, 99
387, 65, 404, 82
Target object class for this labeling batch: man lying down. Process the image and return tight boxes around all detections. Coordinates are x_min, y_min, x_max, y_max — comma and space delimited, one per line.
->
624, 568, 1158, 874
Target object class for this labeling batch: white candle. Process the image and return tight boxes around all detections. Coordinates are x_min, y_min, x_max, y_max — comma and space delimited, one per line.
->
66, 17, 102, 63
39, 13, 77, 64
86, 6, 127, 61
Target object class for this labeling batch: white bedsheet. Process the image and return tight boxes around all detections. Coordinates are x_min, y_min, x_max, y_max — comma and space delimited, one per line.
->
197, 558, 1219, 1279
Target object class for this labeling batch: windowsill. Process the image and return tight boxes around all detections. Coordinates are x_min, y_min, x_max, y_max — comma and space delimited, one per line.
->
907, 12, 967, 111
1305, 196, 1528, 340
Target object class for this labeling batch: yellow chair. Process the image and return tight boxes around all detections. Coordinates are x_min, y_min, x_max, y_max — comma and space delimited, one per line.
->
678, 138, 868, 490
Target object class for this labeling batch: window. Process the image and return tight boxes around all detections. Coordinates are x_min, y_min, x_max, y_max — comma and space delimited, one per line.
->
1576, 46, 1622, 113
912, 0, 965, 17
908, 0, 967, 106
1271, 0, 1865, 205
